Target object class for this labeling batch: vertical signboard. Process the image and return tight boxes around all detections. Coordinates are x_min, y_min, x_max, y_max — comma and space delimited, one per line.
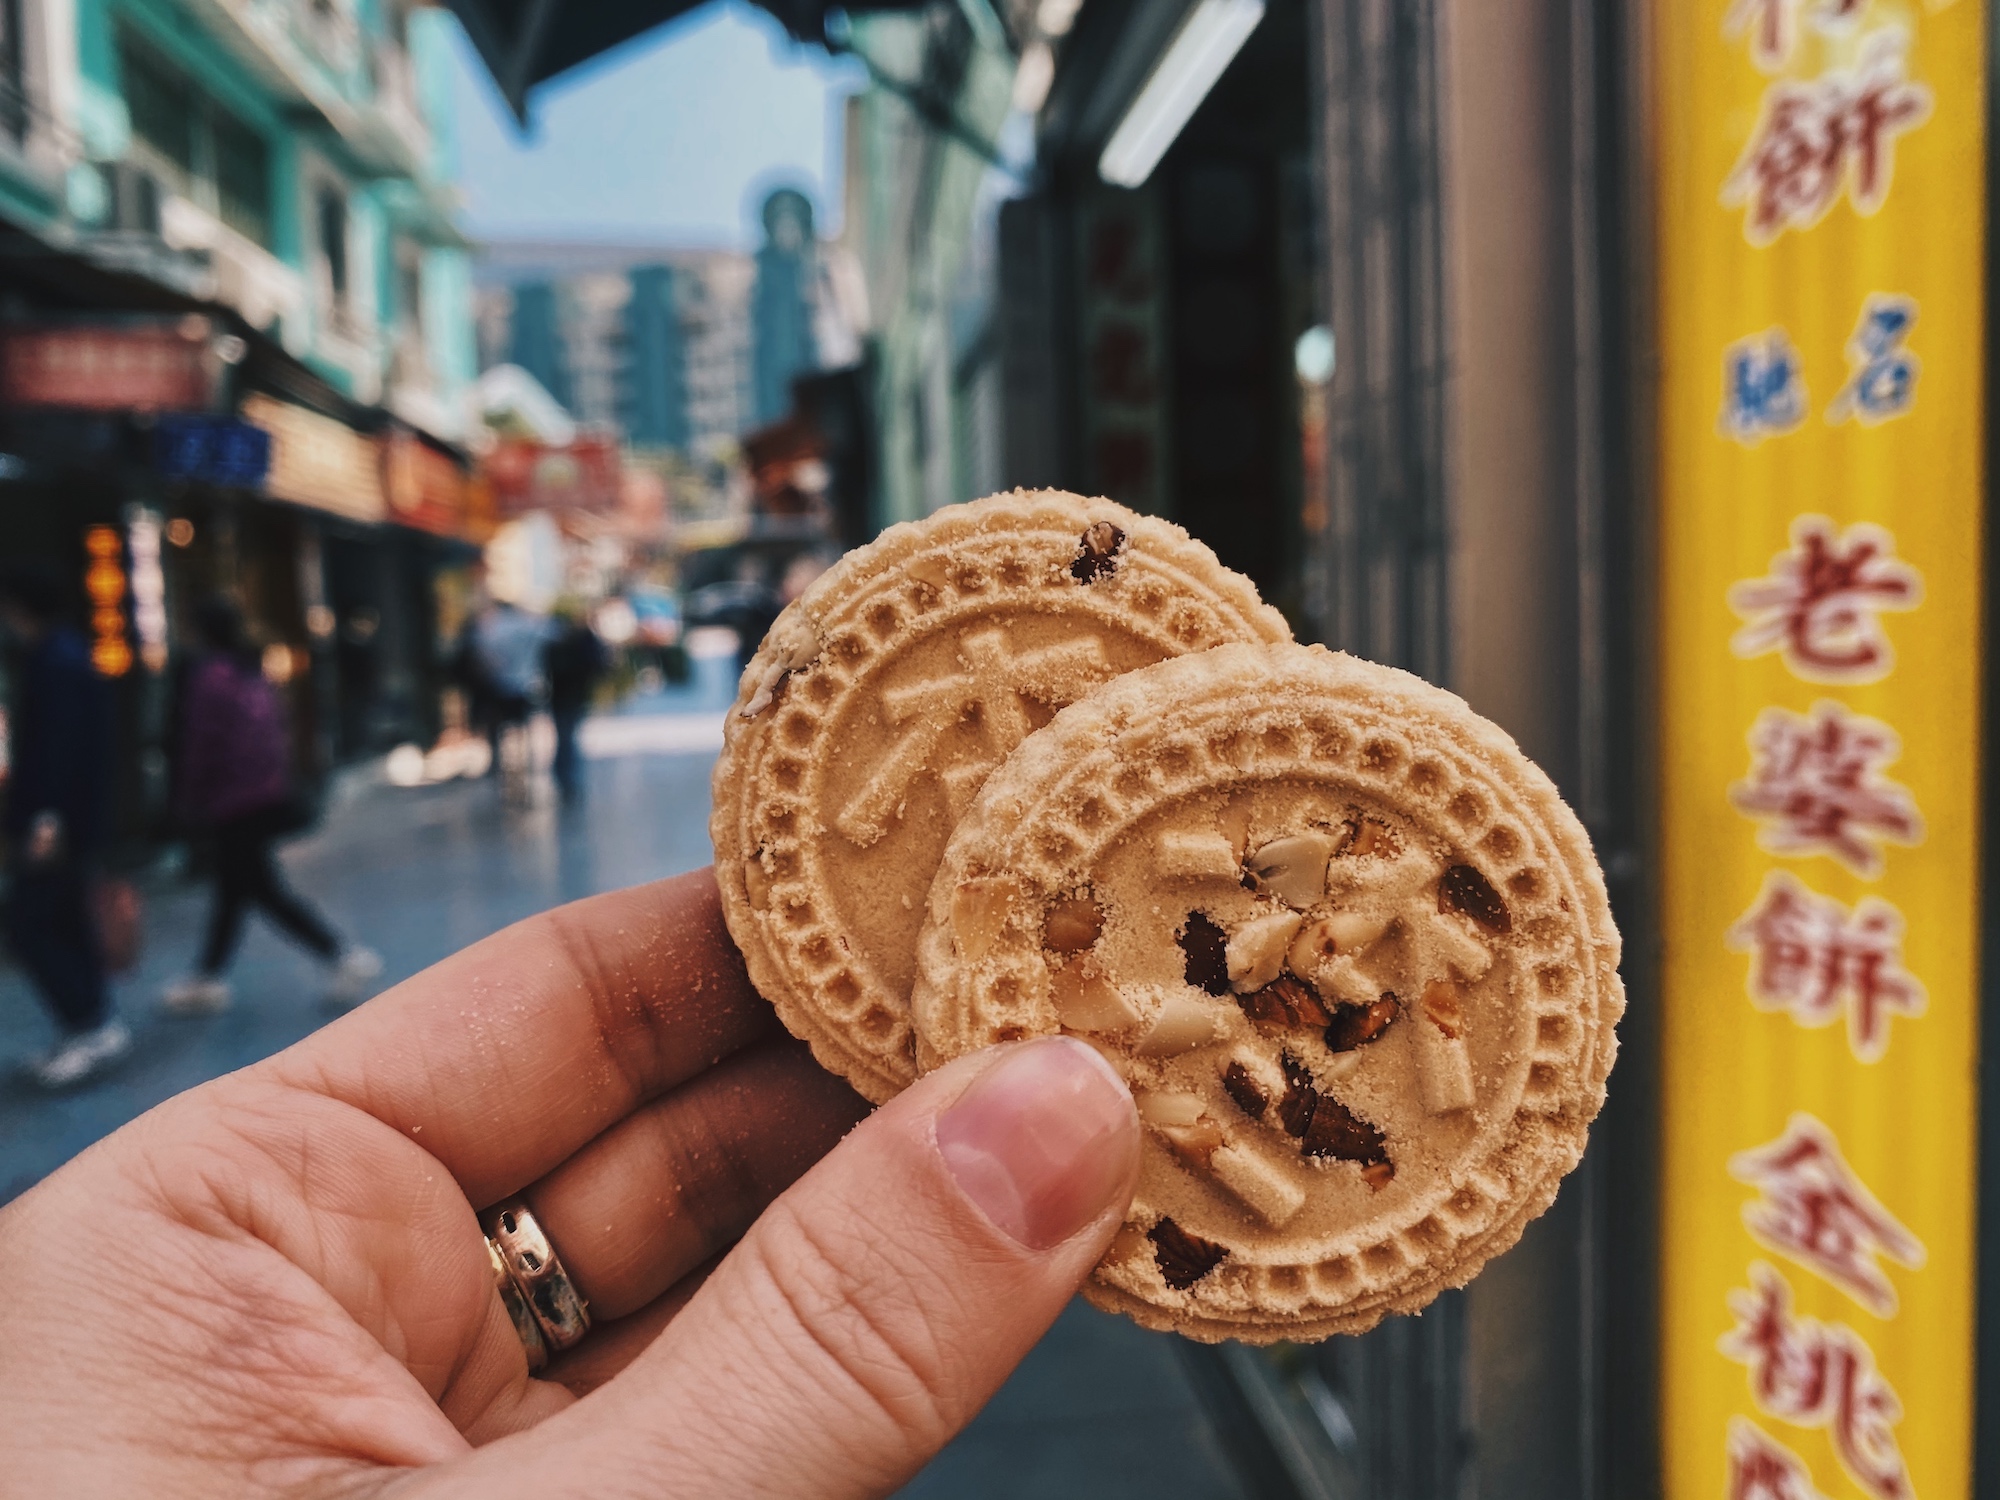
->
1075, 185, 1172, 518
1657, 4, 1985, 1498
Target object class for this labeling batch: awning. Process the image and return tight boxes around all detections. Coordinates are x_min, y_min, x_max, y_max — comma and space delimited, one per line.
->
444, 0, 931, 121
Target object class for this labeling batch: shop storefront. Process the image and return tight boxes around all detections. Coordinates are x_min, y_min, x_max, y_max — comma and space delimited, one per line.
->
995, 1, 1996, 1495
0, 267, 481, 849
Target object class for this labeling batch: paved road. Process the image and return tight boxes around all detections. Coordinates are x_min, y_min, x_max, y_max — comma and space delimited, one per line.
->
0, 666, 1253, 1500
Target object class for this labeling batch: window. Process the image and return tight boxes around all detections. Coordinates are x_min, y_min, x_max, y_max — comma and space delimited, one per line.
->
397, 245, 424, 335
116, 30, 274, 248
1, 0, 27, 145
317, 185, 348, 309
213, 110, 272, 246
120, 35, 194, 177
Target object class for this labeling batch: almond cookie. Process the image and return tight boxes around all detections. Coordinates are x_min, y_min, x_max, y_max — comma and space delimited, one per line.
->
710, 491, 1290, 1102
912, 642, 1621, 1342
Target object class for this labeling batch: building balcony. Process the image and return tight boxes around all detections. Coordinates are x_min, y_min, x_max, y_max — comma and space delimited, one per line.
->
178, 0, 430, 179
157, 191, 309, 348
384, 329, 464, 442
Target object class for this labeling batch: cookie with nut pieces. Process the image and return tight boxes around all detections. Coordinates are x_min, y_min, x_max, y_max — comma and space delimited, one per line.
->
912, 642, 1622, 1342
710, 491, 1290, 1102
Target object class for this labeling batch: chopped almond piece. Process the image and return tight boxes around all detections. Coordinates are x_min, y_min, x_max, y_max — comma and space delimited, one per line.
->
1043, 893, 1105, 953
1427, 916, 1495, 981
1158, 830, 1241, 880
1156, 1118, 1227, 1166
1051, 958, 1144, 1032
1413, 995, 1477, 1114
1137, 1090, 1206, 1127
1288, 910, 1391, 978
1211, 1144, 1308, 1226
1216, 795, 1256, 857
1245, 833, 1337, 908
1226, 909, 1304, 993
1136, 989, 1220, 1056
952, 876, 1022, 961
1420, 979, 1465, 1039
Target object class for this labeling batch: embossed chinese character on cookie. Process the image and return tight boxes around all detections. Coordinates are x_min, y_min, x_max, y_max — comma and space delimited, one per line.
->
911, 643, 1622, 1342
710, 491, 1289, 1102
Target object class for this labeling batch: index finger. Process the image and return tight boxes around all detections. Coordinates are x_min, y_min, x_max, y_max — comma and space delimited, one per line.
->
262, 868, 790, 1206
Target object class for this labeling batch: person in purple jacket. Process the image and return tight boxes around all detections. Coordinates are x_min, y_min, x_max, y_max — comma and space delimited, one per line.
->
160, 597, 379, 1015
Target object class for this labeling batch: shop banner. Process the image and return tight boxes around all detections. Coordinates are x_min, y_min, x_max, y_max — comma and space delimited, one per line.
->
480, 434, 621, 517
243, 394, 386, 525
381, 428, 469, 538
0, 322, 215, 412
1656, 5, 1984, 1499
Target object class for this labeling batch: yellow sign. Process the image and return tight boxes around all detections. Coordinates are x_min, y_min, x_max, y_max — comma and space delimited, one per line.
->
1656, 3, 1984, 1496
242, 394, 387, 525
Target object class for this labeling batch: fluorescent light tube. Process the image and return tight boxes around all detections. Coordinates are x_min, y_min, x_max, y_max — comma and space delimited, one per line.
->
1098, 0, 1266, 188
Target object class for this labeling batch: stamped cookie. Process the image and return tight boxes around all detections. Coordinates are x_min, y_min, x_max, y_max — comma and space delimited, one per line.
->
911, 642, 1622, 1342
710, 491, 1290, 1102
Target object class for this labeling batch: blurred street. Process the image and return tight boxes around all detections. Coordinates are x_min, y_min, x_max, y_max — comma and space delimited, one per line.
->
0, 652, 1255, 1500
0, 669, 731, 1204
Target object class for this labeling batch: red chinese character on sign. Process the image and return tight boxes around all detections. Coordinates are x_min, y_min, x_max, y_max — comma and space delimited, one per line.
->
1730, 1115, 1926, 1313
1721, 1264, 1912, 1500
1729, 517, 1922, 682
1727, 874, 1925, 1061
1730, 703, 1923, 876
1728, 1418, 1832, 1500
1090, 321, 1156, 404
1722, 30, 1933, 245
1088, 217, 1153, 303
1725, 0, 1868, 71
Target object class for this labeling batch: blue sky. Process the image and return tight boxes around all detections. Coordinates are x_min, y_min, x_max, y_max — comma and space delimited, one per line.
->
445, 2, 863, 248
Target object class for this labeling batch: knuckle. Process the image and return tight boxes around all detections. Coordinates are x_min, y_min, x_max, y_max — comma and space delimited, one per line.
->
741, 1198, 963, 1452
541, 903, 670, 1100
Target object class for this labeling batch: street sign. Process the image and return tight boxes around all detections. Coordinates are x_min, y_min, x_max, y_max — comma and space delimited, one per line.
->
1655, 5, 1985, 1497
151, 415, 271, 489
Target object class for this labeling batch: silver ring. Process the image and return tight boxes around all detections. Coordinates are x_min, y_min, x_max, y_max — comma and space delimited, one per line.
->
488, 1237, 549, 1371
484, 1198, 591, 1359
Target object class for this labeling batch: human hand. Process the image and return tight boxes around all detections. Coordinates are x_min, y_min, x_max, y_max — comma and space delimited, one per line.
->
0, 869, 1140, 1498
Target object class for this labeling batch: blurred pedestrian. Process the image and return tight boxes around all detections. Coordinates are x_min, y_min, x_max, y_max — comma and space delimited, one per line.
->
543, 601, 608, 805
0, 562, 126, 1088
160, 598, 380, 1015
468, 596, 551, 801
450, 616, 497, 771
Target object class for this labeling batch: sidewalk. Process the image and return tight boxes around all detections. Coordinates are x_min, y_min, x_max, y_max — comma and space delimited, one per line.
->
0, 660, 1260, 1500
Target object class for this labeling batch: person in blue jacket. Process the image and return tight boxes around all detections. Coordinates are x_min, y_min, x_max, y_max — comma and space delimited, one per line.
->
0, 560, 127, 1087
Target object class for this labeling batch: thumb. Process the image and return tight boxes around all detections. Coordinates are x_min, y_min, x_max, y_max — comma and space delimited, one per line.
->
438, 1036, 1140, 1500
